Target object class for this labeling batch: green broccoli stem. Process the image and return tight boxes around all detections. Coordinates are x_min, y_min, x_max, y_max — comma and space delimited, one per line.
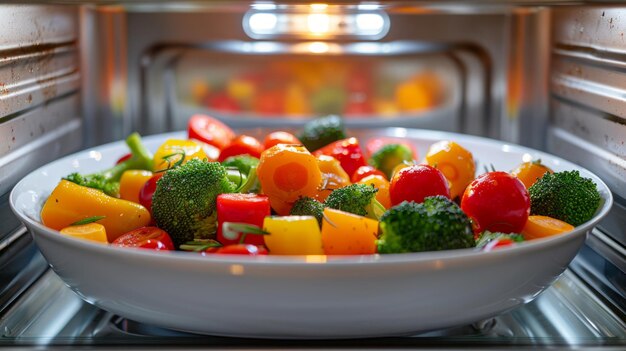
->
98, 132, 154, 182
366, 197, 386, 221
236, 165, 259, 194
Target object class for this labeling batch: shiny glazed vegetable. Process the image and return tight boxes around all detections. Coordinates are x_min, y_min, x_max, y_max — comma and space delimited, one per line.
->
424, 140, 475, 199
119, 170, 153, 204
59, 223, 108, 244
511, 160, 553, 189
42, 115, 600, 255
257, 144, 322, 215
461, 171, 530, 236
41, 180, 151, 242
321, 208, 378, 255
263, 216, 324, 255
153, 139, 208, 172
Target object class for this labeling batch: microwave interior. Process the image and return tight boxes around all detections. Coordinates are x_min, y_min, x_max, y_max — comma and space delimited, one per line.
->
0, 1, 625, 349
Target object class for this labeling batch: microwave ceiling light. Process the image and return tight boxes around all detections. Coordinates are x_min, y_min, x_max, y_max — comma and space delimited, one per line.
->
356, 13, 385, 33
248, 13, 278, 32
307, 14, 330, 34
243, 8, 389, 39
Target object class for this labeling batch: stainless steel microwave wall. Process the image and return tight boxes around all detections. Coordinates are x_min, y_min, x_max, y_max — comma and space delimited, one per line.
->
0, 2, 624, 348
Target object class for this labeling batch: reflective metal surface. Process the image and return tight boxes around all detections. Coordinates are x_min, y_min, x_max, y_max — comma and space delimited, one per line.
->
0, 264, 624, 348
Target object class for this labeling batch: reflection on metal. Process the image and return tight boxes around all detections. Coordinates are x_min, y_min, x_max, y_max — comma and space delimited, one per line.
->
1, 267, 624, 347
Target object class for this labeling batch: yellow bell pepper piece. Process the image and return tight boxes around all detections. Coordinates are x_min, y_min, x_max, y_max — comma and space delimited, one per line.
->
119, 170, 153, 203
263, 216, 324, 255
153, 139, 208, 172
321, 208, 378, 255
59, 223, 108, 244
424, 141, 475, 199
41, 180, 151, 242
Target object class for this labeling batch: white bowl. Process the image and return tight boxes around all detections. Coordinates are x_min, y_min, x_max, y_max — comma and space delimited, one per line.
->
10, 129, 612, 339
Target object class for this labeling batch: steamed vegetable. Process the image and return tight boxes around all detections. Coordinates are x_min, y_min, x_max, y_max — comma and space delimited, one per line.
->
351, 165, 387, 183
187, 114, 235, 150
153, 139, 208, 172
313, 137, 367, 178
315, 154, 351, 202
41, 180, 151, 242
521, 215, 575, 240
257, 144, 322, 215
59, 223, 108, 244
263, 216, 324, 255
119, 170, 153, 203
511, 160, 553, 189
324, 183, 385, 220
377, 196, 474, 254
424, 141, 475, 199
221, 155, 260, 175
461, 171, 530, 236
263, 131, 301, 150
529, 170, 600, 226
321, 208, 378, 255
289, 197, 325, 225
218, 135, 264, 162
368, 143, 414, 179
111, 227, 175, 250
64, 132, 153, 197
389, 164, 450, 206
298, 115, 347, 152
355, 174, 392, 209
151, 159, 237, 247
216, 194, 271, 246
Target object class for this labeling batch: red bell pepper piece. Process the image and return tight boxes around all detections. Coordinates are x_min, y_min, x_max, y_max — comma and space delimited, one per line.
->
312, 137, 367, 178
216, 193, 271, 246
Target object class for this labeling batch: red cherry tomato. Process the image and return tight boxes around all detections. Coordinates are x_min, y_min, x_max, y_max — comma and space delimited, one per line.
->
365, 137, 418, 159
116, 153, 131, 165
188, 114, 236, 150
461, 171, 530, 236
214, 244, 268, 255
139, 173, 163, 214
263, 131, 302, 150
351, 165, 387, 183
389, 164, 450, 206
312, 137, 367, 178
112, 227, 175, 250
218, 135, 264, 162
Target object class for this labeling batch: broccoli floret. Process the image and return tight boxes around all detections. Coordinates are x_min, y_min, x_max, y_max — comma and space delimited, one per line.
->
222, 155, 259, 175
476, 231, 524, 249
377, 196, 474, 253
151, 159, 236, 247
324, 183, 385, 220
64, 132, 153, 197
298, 115, 346, 152
529, 170, 601, 226
290, 197, 324, 225
368, 144, 414, 179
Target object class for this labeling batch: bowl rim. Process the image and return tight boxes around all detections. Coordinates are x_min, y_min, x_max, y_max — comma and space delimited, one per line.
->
9, 128, 614, 267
